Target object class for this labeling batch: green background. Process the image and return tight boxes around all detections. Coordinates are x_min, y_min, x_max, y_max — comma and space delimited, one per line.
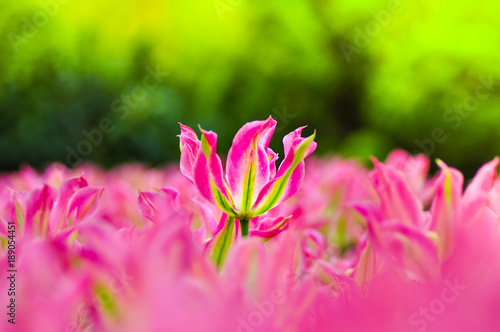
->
1, 0, 500, 177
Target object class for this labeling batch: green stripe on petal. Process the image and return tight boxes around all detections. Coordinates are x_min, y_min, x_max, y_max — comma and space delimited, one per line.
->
241, 151, 256, 216
201, 134, 211, 159
212, 182, 237, 217
253, 131, 316, 216
15, 199, 24, 233
210, 216, 235, 269
444, 171, 452, 207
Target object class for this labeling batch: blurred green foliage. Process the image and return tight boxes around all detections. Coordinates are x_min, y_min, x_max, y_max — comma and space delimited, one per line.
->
1, 0, 500, 176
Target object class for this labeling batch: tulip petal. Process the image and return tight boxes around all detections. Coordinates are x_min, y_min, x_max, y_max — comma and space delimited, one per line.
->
267, 148, 279, 179
48, 176, 88, 233
370, 157, 423, 227
252, 128, 317, 216
430, 160, 463, 260
353, 239, 381, 293
249, 215, 291, 238
209, 214, 237, 269
194, 129, 236, 216
368, 220, 440, 282
225, 116, 277, 215
67, 186, 104, 224
192, 198, 219, 236
178, 123, 201, 184
462, 157, 499, 223
25, 184, 57, 237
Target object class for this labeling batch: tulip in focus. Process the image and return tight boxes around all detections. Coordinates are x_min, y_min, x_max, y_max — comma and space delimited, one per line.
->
178, 116, 317, 237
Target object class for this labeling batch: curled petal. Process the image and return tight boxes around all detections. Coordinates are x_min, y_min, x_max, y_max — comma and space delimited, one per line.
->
462, 157, 499, 223
385, 149, 430, 196
138, 188, 180, 223
137, 191, 163, 222
48, 176, 88, 233
195, 129, 236, 216
267, 148, 279, 179
249, 215, 291, 238
178, 123, 201, 183
252, 128, 317, 216
67, 186, 104, 224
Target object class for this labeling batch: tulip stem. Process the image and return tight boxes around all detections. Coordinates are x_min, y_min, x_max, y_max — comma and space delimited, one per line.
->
240, 219, 249, 237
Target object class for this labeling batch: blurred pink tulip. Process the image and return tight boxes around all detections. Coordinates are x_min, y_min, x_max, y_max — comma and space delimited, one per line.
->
1, 137, 500, 332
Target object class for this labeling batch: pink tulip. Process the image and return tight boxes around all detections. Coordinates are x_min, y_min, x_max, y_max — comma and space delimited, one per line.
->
179, 116, 316, 236
385, 149, 432, 204
3, 136, 500, 332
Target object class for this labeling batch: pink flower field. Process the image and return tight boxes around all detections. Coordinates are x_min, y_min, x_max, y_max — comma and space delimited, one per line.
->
2, 117, 500, 332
